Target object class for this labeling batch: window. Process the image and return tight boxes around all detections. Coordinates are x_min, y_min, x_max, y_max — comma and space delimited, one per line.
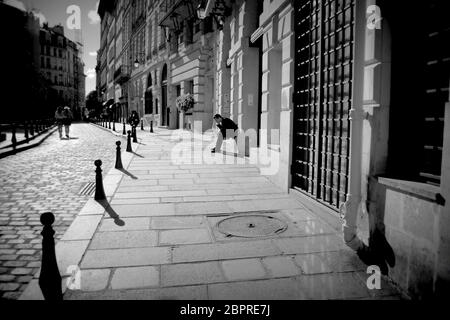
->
176, 85, 181, 97
185, 20, 193, 44
386, 1, 449, 186
187, 80, 194, 94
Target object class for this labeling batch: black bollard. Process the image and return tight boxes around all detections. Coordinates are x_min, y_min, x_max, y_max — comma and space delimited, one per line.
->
115, 141, 123, 169
30, 121, 35, 136
150, 120, 154, 133
38, 212, 63, 301
132, 126, 137, 143
122, 121, 126, 135
94, 160, 106, 200
141, 119, 144, 131
35, 120, 39, 133
108, 121, 111, 129
11, 124, 17, 149
24, 121, 29, 142
113, 121, 116, 131
126, 130, 132, 152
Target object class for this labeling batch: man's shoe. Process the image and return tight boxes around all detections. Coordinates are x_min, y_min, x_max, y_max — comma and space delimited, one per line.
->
211, 148, 216, 153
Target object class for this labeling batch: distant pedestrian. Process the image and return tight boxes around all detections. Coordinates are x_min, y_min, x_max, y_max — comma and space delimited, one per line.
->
54, 106, 65, 139
62, 106, 73, 139
128, 110, 140, 128
211, 114, 238, 153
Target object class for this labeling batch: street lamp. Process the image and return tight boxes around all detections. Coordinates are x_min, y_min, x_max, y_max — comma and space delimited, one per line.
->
133, 52, 146, 68
197, 4, 206, 19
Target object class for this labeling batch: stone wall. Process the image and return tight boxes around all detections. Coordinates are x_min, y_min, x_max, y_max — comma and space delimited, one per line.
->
376, 179, 446, 299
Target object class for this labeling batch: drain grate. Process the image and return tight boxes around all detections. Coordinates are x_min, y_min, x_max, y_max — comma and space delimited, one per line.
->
79, 182, 96, 196
217, 214, 288, 238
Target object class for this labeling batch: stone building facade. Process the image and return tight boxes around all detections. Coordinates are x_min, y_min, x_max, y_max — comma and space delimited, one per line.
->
96, 0, 450, 298
39, 24, 85, 119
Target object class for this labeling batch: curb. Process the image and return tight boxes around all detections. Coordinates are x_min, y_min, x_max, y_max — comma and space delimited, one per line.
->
0, 126, 58, 159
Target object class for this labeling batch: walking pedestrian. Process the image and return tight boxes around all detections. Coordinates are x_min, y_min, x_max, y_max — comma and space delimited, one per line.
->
62, 106, 73, 139
128, 110, 140, 138
128, 110, 140, 127
54, 106, 65, 139
211, 114, 239, 153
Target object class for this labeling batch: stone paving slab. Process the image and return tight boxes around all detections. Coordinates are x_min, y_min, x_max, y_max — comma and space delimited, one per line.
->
171, 240, 282, 263
262, 256, 302, 278
80, 247, 171, 268
159, 228, 212, 245
151, 216, 205, 229
65, 284, 208, 300
207, 277, 307, 300
107, 203, 176, 217
221, 258, 267, 281
79, 269, 111, 291
90, 230, 158, 249
161, 261, 225, 287
110, 266, 159, 290
61, 215, 103, 241
98, 217, 151, 232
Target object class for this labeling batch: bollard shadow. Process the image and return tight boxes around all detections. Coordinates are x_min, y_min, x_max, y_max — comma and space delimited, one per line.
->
131, 151, 144, 158
96, 199, 125, 226
118, 168, 138, 179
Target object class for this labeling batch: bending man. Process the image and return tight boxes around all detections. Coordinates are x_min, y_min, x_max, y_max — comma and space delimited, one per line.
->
211, 114, 238, 153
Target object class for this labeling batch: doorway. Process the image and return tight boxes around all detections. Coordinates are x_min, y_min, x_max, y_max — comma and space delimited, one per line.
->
161, 64, 168, 126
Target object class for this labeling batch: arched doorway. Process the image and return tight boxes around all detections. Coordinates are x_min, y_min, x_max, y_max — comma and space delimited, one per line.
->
161, 64, 168, 126
145, 91, 153, 114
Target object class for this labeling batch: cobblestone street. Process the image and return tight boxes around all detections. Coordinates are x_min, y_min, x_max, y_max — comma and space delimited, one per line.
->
0, 123, 124, 299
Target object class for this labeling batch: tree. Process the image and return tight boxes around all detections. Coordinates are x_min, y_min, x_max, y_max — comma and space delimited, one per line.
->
85, 90, 102, 118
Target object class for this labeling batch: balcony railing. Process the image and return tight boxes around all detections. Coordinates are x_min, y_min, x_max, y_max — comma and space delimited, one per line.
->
114, 65, 130, 85
132, 13, 146, 32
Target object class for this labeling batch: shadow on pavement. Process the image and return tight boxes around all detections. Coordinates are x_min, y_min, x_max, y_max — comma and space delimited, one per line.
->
131, 152, 144, 158
96, 199, 125, 226
118, 168, 138, 179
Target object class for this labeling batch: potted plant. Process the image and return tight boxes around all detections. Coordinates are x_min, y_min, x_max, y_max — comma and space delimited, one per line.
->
176, 93, 195, 129
176, 93, 195, 113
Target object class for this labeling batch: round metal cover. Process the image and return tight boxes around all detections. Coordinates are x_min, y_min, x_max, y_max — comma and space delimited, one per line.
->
217, 215, 288, 238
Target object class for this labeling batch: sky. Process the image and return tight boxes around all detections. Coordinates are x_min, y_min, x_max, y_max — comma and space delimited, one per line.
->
5, 0, 101, 96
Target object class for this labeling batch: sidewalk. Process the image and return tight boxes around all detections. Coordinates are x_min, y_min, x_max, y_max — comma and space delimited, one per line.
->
20, 125, 403, 300
0, 126, 57, 159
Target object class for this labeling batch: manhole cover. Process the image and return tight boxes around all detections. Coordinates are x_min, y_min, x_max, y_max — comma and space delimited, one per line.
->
217, 215, 288, 238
